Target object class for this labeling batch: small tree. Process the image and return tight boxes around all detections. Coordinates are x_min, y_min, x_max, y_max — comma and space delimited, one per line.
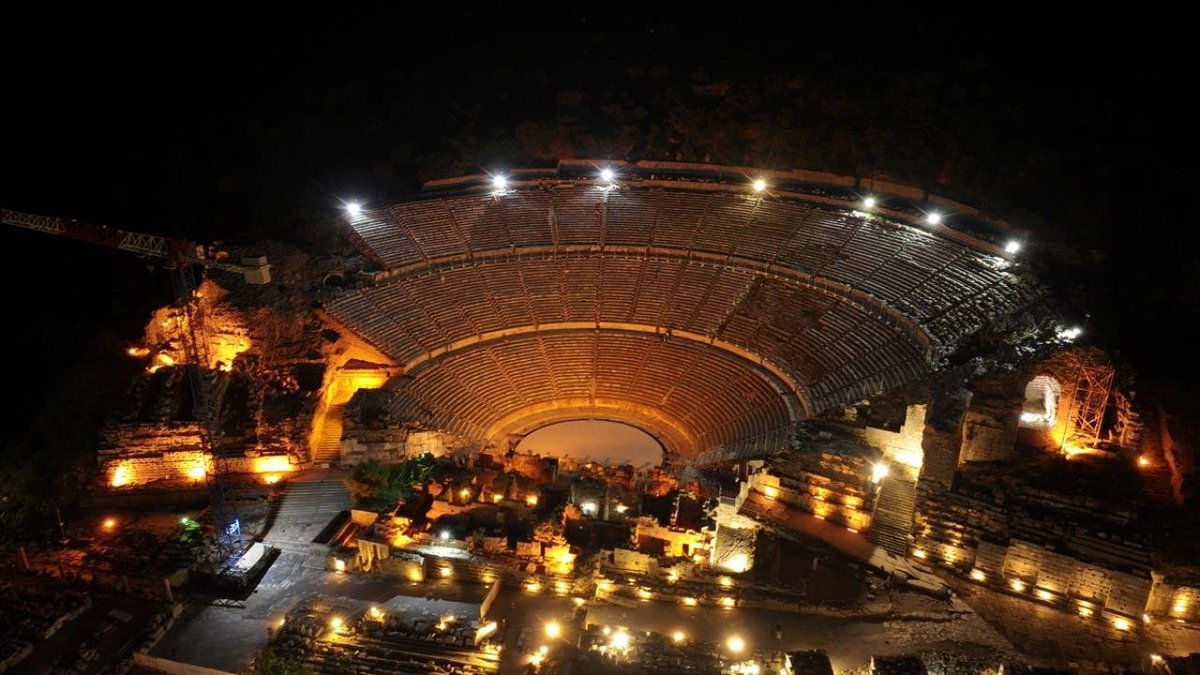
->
343, 455, 438, 508
344, 460, 389, 504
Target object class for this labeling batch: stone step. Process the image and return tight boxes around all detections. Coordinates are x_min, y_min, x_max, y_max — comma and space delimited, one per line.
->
312, 404, 346, 464
263, 479, 352, 547
869, 476, 918, 556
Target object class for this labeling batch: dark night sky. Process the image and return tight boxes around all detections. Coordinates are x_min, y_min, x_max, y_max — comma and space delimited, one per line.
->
0, 10, 1196, 451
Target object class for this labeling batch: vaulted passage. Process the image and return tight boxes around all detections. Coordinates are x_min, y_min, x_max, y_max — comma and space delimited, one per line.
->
515, 420, 663, 467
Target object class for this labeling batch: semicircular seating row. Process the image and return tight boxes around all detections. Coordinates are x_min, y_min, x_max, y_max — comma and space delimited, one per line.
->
388, 330, 794, 458
346, 189, 1036, 349
331, 188, 1038, 455
328, 254, 928, 414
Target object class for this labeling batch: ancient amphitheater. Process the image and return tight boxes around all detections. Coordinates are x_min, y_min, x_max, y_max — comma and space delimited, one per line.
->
324, 161, 1037, 463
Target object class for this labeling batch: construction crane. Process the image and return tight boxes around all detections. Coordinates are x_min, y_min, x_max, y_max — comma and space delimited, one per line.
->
1, 207, 271, 563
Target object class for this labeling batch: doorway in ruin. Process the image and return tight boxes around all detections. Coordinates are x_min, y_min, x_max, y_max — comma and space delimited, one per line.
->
1019, 375, 1061, 429
515, 420, 664, 467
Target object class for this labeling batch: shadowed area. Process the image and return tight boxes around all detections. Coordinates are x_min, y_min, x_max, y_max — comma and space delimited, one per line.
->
515, 419, 663, 467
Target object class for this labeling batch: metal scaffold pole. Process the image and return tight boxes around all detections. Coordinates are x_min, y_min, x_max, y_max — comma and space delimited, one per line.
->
171, 265, 242, 562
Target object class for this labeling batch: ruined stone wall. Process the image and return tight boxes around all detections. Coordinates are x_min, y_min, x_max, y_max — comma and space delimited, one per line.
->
341, 427, 472, 464
98, 422, 206, 488
633, 519, 707, 559
858, 404, 927, 470
750, 471, 873, 531
933, 535, 1153, 615
973, 541, 1007, 575
1036, 549, 1077, 595
138, 280, 252, 373
1105, 570, 1154, 617
100, 448, 208, 488
914, 530, 1156, 618
711, 523, 756, 572
920, 421, 961, 487
957, 348, 1129, 465
612, 548, 657, 574
1070, 565, 1113, 606
959, 405, 1019, 464
1147, 574, 1200, 622
96, 242, 360, 488
97, 438, 295, 489
339, 385, 478, 465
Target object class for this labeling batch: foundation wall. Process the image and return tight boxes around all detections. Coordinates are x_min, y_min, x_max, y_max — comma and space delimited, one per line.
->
1147, 576, 1200, 621
858, 404, 926, 470
917, 534, 1155, 618
341, 428, 471, 464
959, 407, 1018, 464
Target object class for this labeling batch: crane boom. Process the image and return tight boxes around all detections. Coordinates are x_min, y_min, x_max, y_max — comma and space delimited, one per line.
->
3, 205, 272, 568
1, 207, 270, 283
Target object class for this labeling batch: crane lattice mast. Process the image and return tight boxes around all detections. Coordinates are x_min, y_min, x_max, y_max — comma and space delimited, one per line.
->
2, 207, 270, 561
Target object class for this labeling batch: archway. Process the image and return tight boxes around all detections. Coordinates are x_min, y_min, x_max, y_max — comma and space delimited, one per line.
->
1020, 375, 1061, 429
514, 420, 664, 467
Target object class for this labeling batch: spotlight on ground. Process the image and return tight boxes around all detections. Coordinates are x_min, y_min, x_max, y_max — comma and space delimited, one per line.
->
726, 635, 745, 653
544, 621, 561, 639
1005, 240, 1022, 254
440, 530, 451, 541
492, 175, 507, 191
871, 462, 890, 483
344, 201, 362, 217
600, 168, 615, 183
925, 211, 943, 225
752, 178, 767, 193
862, 196, 877, 209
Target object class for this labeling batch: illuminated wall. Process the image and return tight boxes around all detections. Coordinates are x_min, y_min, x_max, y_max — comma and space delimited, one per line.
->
633, 519, 707, 559
100, 441, 294, 489
861, 404, 926, 472
308, 366, 392, 462
104, 450, 211, 488
750, 469, 873, 532
913, 534, 1160, 620
1147, 574, 1200, 622
324, 369, 390, 407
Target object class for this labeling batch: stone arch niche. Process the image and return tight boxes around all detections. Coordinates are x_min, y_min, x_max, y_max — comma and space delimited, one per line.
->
1020, 375, 1062, 429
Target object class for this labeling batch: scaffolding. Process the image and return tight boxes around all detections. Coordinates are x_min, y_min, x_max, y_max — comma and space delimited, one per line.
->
1061, 362, 1114, 449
